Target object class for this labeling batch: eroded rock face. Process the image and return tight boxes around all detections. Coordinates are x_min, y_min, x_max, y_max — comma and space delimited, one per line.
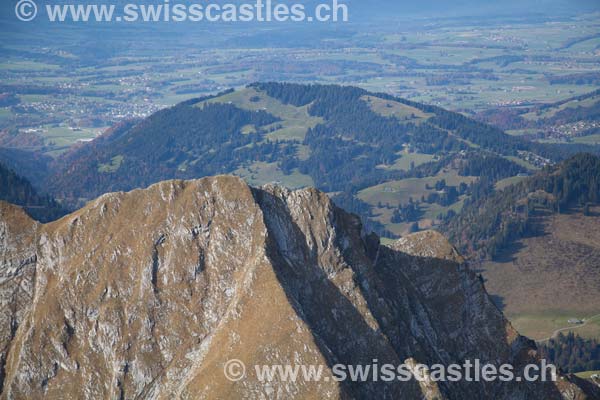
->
0, 177, 594, 399
0, 203, 39, 395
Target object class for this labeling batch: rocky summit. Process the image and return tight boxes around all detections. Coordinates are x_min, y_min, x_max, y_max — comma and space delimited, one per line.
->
0, 176, 595, 399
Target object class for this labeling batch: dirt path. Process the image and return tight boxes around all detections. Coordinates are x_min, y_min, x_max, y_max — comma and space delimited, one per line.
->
537, 313, 600, 343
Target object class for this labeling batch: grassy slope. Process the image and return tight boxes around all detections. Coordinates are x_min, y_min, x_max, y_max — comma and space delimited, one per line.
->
574, 134, 600, 145
197, 87, 322, 187
494, 175, 528, 190
358, 169, 476, 236
358, 169, 474, 206
377, 152, 436, 172
361, 95, 433, 122
522, 93, 600, 121
201, 87, 323, 142
233, 161, 314, 189
481, 208, 600, 340
575, 370, 600, 379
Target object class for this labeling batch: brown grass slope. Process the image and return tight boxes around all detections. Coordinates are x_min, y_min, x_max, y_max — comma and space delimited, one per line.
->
481, 209, 600, 340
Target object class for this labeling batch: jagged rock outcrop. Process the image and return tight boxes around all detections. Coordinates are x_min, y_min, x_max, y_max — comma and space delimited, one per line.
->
0, 176, 596, 399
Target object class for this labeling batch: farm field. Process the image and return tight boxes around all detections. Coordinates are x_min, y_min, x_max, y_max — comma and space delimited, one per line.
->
2, 12, 600, 157
510, 312, 600, 341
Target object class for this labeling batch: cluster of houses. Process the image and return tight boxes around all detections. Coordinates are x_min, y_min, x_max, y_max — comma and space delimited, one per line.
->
545, 121, 600, 141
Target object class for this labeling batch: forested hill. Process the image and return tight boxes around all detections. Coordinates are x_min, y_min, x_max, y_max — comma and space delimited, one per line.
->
0, 163, 65, 222
443, 153, 600, 259
32, 83, 599, 235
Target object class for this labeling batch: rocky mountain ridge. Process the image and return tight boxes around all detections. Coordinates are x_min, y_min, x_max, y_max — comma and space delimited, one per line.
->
0, 176, 595, 399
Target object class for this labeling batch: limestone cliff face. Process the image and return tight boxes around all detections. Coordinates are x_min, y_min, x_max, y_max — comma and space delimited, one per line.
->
0, 177, 594, 399
0, 203, 39, 394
